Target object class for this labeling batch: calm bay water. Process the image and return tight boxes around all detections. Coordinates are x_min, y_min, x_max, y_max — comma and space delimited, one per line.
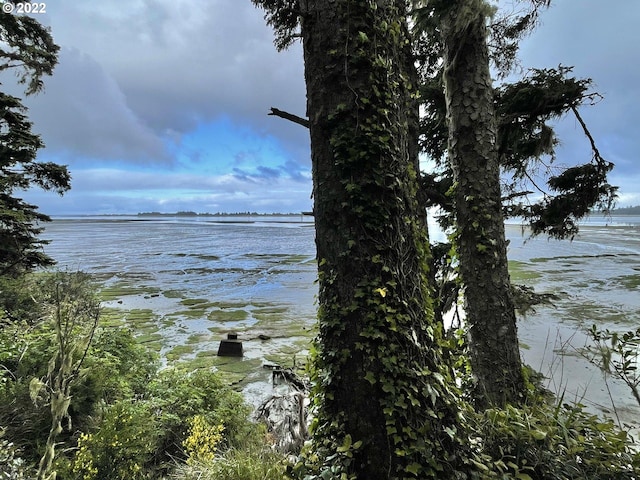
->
42, 215, 640, 419
506, 217, 640, 426
43, 215, 319, 404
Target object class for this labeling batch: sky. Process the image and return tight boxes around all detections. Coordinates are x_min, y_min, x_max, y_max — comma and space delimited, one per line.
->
7, 0, 640, 215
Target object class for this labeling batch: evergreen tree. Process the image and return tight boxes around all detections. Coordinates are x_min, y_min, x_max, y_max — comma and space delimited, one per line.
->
414, 0, 616, 407
0, 8, 66, 277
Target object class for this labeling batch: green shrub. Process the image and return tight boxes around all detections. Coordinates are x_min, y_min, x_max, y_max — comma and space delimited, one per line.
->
144, 367, 255, 460
1, 272, 266, 480
63, 400, 159, 480
182, 415, 225, 465
0, 274, 45, 325
70, 326, 159, 425
61, 367, 259, 479
0, 323, 159, 463
475, 400, 640, 479
172, 445, 288, 480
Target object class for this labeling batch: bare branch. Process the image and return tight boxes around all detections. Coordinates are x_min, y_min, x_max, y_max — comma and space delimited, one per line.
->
571, 105, 607, 168
268, 107, 309, 128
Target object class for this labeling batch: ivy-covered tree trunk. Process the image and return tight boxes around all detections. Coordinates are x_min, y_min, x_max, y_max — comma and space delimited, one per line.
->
300, 0, 465, 477
440, 1, 526, 407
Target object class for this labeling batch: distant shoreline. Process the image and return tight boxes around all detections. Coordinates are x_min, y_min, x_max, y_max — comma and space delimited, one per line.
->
599, 206, 640, 215
48, 206, 640, 218
50, 212, 310, 218
138, 211, 307, 217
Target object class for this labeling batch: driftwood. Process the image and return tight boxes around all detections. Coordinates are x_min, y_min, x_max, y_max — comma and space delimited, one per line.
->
255, 367, 310, 454
272, 366, 310, 392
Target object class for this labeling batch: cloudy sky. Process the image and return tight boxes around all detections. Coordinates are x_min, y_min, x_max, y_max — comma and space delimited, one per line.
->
8, 0, 640, 215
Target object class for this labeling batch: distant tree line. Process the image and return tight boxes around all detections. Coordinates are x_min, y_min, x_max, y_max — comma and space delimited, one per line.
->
137, 211, 306, 217
610, 205, 640, 215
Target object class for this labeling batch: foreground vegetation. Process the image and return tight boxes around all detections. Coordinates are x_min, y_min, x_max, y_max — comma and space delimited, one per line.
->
1, 271, 639, 479
0, 272, 288, 479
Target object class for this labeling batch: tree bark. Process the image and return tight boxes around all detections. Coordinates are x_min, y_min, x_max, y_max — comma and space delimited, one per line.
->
441, 1, 526, 407
299, 0, 465, 477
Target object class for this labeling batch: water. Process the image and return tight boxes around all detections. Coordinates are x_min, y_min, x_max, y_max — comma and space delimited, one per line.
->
506, 217, 640, 427
41, 215, 640, 422
44, 216, 317, 306
42, 215, 319, 405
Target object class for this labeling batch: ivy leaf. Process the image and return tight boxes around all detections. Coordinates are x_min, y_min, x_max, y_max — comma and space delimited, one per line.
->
364, 371, 377, 385
358, 31, 369, 43
374, 287, 387, 297
336, 434, 352, 452
515, 474, 534, 480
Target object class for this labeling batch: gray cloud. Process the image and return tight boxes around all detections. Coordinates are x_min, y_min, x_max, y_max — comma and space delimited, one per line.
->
25, 168, 313, 215
22, 48, 169, 164
8, 0, 640, 214
44, 0, 309, 157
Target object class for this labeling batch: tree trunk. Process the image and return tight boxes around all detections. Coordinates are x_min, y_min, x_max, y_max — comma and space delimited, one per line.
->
300, 0, 465, 477
441, 1, 526, 407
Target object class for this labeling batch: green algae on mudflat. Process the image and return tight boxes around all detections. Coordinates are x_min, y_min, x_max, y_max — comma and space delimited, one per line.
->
171, 309, 206, 319
561, 301, 638, 327
181, 298, 210, 307
168, 298, 222, 319
163, 289, 185, 299
508, 260, 542, 282
616, 274, 640, 289
99, 305, 166, 350
252, 306, 288, 319
175, 351, 263, 384
160, 318, 176, 328
241, 253, 312, 265
95, 281, 315, 388
99, 282, 161, 302
207, 309, 249, 322
214, 358, 264, 387
99, 307, 157, 328
165, 344, 196, 361
136, 332, 164, 349
186, 333, 212, 344
168, 253, 220, 261
99, 307, 125, 327
120, 310, 161, 340
264, 351, 309, 369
